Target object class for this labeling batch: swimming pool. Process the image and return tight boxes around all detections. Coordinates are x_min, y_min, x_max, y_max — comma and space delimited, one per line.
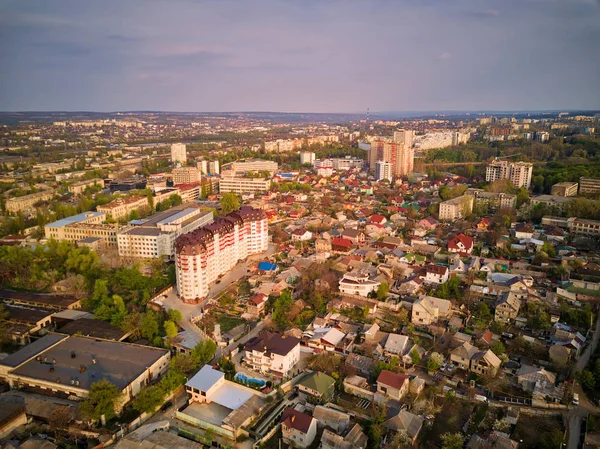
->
234, 372, 266, 388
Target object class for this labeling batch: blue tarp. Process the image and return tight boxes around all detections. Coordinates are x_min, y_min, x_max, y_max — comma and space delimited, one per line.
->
258, 261, 278, 271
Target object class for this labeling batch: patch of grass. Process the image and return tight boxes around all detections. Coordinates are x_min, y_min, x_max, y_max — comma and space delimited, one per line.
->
218, 314, 245, 332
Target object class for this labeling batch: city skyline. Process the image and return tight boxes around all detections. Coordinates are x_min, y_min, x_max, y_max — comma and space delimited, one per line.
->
1, 0, 600, 112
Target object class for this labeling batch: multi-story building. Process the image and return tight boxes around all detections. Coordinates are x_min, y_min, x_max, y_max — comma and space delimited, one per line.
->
300, 152, 316, 165
68, 178, 103, 195
196, 159, 208, 175
375, 161, 392, 182
314, 159, 334, 177
579, 177, 600, 194
551, 182, 578, 197
465, 189, 517, 211
219, 176, 271, 194
331, 157, 363, 171
368, 140, 414, 177
281, 408, 318, 449
175, 206, 268, 302
97, 195, 149, 220
177, 183, 201, 202
171, 143, 187, 164
222, 159, 278, 176
244, 331, 301, 377
118, 205, 213, 259
172, 167, 201, 185
530, 195, 572, 213
438, 195, 474, 220
393, 129, 415, 146
339, 272, 381, 297
44, 212, 120, 246
6, 190, 55, 213
485, 160, 533, 188
535, 131, 550, 143
208, 160, 220, 175
568, 218, 600, 236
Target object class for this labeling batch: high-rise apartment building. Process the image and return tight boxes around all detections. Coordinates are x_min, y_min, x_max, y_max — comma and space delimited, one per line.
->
208, 160, 220, 175
197, 160, 208, 175
485, 160, 533, 189
393, 129, 415, 147
175, 207, 268, 302
172, 166, 201, 185
300, 152, 316, 165
171, 143, 187, 164
368, 140, 414, 178
375, 161, 393, 182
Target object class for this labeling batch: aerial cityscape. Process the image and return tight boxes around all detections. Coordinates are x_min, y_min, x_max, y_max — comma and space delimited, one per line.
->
0, 1, 600, 449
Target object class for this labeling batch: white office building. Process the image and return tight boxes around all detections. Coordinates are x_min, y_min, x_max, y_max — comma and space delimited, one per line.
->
375, 161, 393, 182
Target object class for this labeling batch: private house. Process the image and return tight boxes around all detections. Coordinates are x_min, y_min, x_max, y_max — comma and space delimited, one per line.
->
383, 410, 424, 446
315, 239, 332, 253
341, 229, 366, 245
384, 333, 410, 357
291, 229, 313, 242
494, 292, 520, 323
313, 405, 351, 433
422, 265, 449, 284
332, 237, 353, 253
376, 370, 409, 401
448, 234, 474, 254
411, 295, 451, 326
345, 353, 375, 377
370, 214, 387, 225
514, 223, 535, 239
321, 424, 368, 449
246, 293, 268, 318
450, 341, 478, 370
297, 372, 336, 403
477, 218, 490, 230
281, 408, 318, 448
244, 331, 301, 377
470, 349, 502, 377
339, 271, 381, 297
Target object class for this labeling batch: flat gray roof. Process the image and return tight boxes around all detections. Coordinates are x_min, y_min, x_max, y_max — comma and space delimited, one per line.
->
121, 227, 161, 236
0, 334, 67, 368
11, 335, 169, 391
186, 365, 223, 393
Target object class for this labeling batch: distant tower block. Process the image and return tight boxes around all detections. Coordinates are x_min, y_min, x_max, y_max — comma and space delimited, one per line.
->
214, 324, 221, 342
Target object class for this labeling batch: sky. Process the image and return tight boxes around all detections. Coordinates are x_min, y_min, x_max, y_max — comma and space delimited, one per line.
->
1, 0, 599, 113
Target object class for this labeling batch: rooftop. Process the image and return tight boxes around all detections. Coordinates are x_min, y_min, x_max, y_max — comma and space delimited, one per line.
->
186, 365, 224, 393
45, 211, 105, 229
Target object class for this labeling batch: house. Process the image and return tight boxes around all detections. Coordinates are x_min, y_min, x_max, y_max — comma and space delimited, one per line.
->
297, 372, 336, 403
246, 293, 268, 318
516, 365, 557, 392
418, 217, 437, 230
411, 295, 451, 325
467, 431, 519, 449
402, 344, 426, 366
244, 331, 301, 377
321, 424, 368, 449
477, 218, 490, 230
332, 237, 353, 253
470, 349, 502, 377
313, 405, 351, 433
315, 239, 332, 253
383, 410, 424, 446
450, 341, 478, 370
384, 333, 410, 357
280, 408, 318, 448
376, 370, 409, 400
339, 271, 381, 297
341, 228, 366, 245
549, 344, 572, 367
448, 234, 474, 254
345, 353, 375, 377
422, 264, 449, 284
292, 228, 313, 241
494, 292, 520, 323
306, 327, 348, 353
370, 214, 387, 225
514, 223, 535, 239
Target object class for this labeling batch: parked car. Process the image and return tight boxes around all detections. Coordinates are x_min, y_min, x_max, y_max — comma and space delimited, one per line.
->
573, 393, 579, 406
161, 401, 173, 412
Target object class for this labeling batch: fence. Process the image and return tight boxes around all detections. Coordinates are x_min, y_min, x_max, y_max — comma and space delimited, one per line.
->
176, 411, 236, 439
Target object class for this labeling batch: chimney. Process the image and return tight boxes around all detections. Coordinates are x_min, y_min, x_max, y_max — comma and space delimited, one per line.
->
291, 416, 296, 423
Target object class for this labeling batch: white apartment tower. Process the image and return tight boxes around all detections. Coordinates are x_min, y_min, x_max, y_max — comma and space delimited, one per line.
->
393, 129, 415, 147
485, 160, 533, 189
175, 207, 268, 303
375, 161, 393, 182
300, 152, 316, 165
197, 160, 208, 175
171, 143, 187, 164
208, 160, 220, 175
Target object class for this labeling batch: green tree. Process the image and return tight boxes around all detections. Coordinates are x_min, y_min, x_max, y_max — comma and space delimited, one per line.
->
376, 282, 389, 301
441, 432, 466, 449
80, 379, 122, 421
220, 192, 240, 215
132, 385, 165, 414
140, 309, 162, 342
491, 340, 505, 356
164, 320, 178, 339
168, 309, 183, 323
410, 348, 422, 365
169, 194, 183, 206
191, 339, 217, 368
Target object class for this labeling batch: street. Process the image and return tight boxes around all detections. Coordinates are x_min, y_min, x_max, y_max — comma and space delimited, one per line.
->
567, 311, 600, 449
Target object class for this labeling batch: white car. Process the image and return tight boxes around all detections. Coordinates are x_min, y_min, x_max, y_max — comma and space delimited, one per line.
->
573, 393, 579, 405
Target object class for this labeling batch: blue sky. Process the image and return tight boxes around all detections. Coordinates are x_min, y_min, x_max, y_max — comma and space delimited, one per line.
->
1, 0, 599, 112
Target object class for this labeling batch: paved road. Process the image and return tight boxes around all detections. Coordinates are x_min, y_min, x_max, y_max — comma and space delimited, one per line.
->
567, 311, 600, 449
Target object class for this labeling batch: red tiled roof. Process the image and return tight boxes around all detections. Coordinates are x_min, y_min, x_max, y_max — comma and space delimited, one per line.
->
448, 233, 474, 250
281, 408, 314, 433
377, 370, 408, 390
332, 237, 353, 248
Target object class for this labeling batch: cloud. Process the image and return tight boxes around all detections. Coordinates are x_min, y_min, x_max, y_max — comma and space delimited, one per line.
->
439, 52, 452, 60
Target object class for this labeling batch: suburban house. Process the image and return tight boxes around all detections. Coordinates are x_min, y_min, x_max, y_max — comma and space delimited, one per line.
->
315, 239, 332, 253
514, 223, 535, 239
383, 410, 424, 446
448, 234, 474, 254
297, 372, 336, 403
339, 271, 381, 297
411, 295, 451, 326
383, 333, 410, 357
376, 370, 409, 401
281, 408, 318, 448
422, 264, 449, 284
341, 229, 366, 245
244, 331, 301, 377
292, 229, 313, 241
246, 293, 268, 318
450, 341, 479, 370
470, 349, 502, 377
332, 237, 354, 253
321, 424, 368, 449
494, 292, 521, 323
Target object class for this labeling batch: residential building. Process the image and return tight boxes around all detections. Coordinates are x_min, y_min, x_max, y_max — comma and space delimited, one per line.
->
376, 370, 409, 400
393, 129, 415, 146
495, 292, 521, 323
314, 159, 334, 177
321, 424, 368, 449
465, 189, 517, 211
172, 167, 201, 185
339, 271, 381, 297
6, 190, 55, 213
300, 152, 316, 165
313, 405, 351, 433
331, 157, 363, 171
0, 333, 170, 403
218, 176, 270, 194
97, 195, 149, 220
368, 140, 414, 177
341, 228, 365, 245
0, 402, 27, 439
171, 143, 187, 164
384, 333, 410, 357
438, 195, 474, 220
291, 228, 312, 241
470, 349, 501, 377
422, 265, 450, 285
45, 211, 106, 240
448, 233, 474, 254
485, 160, 533, 188
281, 408, 318, 448
375, 160, 393, 182
297, 372, 335, 403
175, 207, 267, 302
579, 176, 600, 194
246, 293, 268, 318
551, 182, 578, 197
411, 295, 451, 325
530, 195, 572, 213
222, 159, 278, 176
383, 410, 424, 446
118, 205, 213, 259
208, 160, 220, 175
450, 342, 478, 370
244, 331, 300, 377
568, 217, 600, 236
68, 178, 103, 195
197, 159, 208, 175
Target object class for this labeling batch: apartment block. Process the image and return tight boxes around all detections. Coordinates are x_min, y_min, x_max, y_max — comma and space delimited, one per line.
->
300, 152, 316, 165
172, 167, 201, 185
97, 195, 149, 220
171, 143, 187, 164
221, 159, 278, 176
485, 160, 533, 189
438, 195, 474, 220
44, 211, 119, 246
68, 178, 103, 195
6, 190, 55, 213
219, 176, 271, 194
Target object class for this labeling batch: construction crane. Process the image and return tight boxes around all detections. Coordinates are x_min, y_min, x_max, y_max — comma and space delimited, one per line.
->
492, 153, 521, 162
